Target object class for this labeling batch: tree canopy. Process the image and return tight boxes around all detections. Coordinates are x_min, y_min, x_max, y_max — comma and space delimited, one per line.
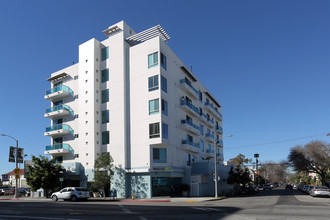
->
288, 140, 330, 187
26, 155, 64, 196
227, 154, 252, 187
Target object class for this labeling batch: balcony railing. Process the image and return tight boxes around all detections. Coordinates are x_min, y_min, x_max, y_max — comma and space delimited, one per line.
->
45, 105, 74, 115
205, 101, 222, 119
215, 126, 223, 133
45, 124, 74, 135
181, 120, 199, 130
180, 79, 198, 95
206, 149, 215, 153
45, 85, 74, 96
206, 133, 214, 139
180, 99, 199, 115
182, 140, 200, 148
216, 140, 223, 146
45, 144, 73, 153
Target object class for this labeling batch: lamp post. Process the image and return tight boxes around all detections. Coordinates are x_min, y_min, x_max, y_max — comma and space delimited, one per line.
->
214, 134, 233, 198
254, 153, 259, 186
1, 134, 19, 198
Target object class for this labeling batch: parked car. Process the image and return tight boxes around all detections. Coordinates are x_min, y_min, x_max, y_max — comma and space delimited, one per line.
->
310, 186, 330, 197
285, 184, 293, 190
302, 185, 310, 193
306, 185, 314, 195
263, 184, 272, 190
51, 187, 90, 202
1, 187, 15, 195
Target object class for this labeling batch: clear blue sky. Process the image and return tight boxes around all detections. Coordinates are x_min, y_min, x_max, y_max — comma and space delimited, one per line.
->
1, 0, 330, 175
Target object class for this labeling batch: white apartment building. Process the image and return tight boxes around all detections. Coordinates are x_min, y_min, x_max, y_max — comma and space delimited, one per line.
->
44, 21, 224, 198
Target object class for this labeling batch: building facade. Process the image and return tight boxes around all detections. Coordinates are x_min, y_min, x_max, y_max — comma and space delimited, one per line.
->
44, 21, 224, 198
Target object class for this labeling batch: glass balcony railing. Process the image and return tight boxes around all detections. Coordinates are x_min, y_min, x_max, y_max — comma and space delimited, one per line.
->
180, 79, 198, 95
45, 85, 74, 96
45, 144, 73, 153
216, 126, 223, 133
206, 133, 214, 139
180, 99, 199, 115
181, 119, 199, 130
45, 124, 74, 135
205, 101, 222, 119
182, 140, 200, 148
45, 105, 74, 115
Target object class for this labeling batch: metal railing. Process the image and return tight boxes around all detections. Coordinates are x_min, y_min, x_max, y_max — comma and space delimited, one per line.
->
182, 140, 200, 148
180, 79, 198, 95
181, 119, 199, 130
180, 99, 199, 115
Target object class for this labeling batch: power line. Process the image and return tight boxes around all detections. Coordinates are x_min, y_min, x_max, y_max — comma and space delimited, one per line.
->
226, 133, 329, 150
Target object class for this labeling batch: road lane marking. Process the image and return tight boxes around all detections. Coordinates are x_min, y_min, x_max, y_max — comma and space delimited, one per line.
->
118, 204, 133, 213
0, 215, 82, 220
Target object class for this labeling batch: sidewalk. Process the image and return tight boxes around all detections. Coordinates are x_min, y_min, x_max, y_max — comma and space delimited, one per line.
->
1, 196, 226, 203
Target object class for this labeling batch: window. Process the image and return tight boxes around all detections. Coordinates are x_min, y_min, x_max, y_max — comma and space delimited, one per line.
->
102, 131, 109, 144
200, 124, 204, 135
74, 114, 79, 119
200, 140, 204, 152
74, 134, 79, 138
186, 154, 191, 166
161, 99, 168, 116
149, 99, 159, 115
187, 134, 193, 142
101, 89, 109, 103
206, 128, 210, 135
207, 144, 211, 152
148, 75, 159, 91
199, 91, 202, 102
153, 148, 167, 163
162, 123, 168, 139
74, 95, 79, 99
101, 69, 109, 83
161, 52, 167, 70
74, 154, 79, 158
148, 52, 158, 68
101, 47, 109, 61
149, 123, 160, 138
102, 110, 109, 124
161, 76, 167, 93
74, 75, 79, 80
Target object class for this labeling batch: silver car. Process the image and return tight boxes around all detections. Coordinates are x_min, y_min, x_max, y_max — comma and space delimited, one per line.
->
51, 187, 90, 202
310, 186, 330, 197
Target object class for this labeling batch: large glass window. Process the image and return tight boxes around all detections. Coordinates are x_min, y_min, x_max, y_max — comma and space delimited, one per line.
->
101, 89, 109, 103
149, 99, 159, 115
200, 140, 204, 152
148, 52, 158, 68
153, 148, 167, 163
148, 75, 159, 91
102, 131, 109, 144
162, 123, 168, 139
149, 123, 160, 139
101, 110, 109, 124
200, 124, 204, 135
101, 47, 109, 61
161, 99, 168, 116
101, 69, 109, 83
161, 76, 167, 93
160, 52, 167, 70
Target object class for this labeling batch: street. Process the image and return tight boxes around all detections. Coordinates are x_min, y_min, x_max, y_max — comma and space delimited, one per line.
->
0, 187, 329, 220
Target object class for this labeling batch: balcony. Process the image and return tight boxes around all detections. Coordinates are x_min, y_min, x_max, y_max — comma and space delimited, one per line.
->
44, 105, 74, 119
182, 140, 200, 153
207, 117, 215, 128
216, 140, 223, 147
204, 102, 222, 120
181, 120, 199, 135
215, 126, 223, 134
44, 85, 74, 101
179, 79, 199, 100
205, 133, 214, 142
44, 124, 74, 137
44, 144, 73, 155
180, 99, 199, 117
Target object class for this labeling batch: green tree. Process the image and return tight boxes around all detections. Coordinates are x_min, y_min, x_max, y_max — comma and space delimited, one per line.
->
26, 155, 64, 197
288, 140, 330, 187
91, 153, 114, 197
227, 154, 252, 188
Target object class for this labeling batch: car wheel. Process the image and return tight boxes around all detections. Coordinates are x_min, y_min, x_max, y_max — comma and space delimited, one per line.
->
52, 195, 58, 202
71, 195, 77, 202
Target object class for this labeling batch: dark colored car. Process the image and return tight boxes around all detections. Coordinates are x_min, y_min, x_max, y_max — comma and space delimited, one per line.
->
285, 184, 293, 190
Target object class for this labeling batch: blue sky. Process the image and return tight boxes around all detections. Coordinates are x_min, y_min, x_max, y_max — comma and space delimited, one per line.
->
1, 0, 330, 176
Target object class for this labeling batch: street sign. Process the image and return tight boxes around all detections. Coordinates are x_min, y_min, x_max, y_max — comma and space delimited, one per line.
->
1, 174, 9, 181
13, 167, 20, 174
15, 174, 20, 179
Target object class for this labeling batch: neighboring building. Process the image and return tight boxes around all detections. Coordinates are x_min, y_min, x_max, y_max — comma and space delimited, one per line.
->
44, 21, 224, 198
2, 169, 28, 188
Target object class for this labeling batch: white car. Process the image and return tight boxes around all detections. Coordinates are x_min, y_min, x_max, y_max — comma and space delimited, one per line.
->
51, 187, 90, 202
310, 186, 330, 197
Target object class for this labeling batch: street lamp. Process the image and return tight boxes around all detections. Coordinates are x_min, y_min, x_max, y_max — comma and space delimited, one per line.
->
254, 153, 259, 186
1, 134, 19, 198
214, 134, 233, 198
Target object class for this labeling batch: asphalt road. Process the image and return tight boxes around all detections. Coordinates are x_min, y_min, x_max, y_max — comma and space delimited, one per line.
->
0, 187, 329, 220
